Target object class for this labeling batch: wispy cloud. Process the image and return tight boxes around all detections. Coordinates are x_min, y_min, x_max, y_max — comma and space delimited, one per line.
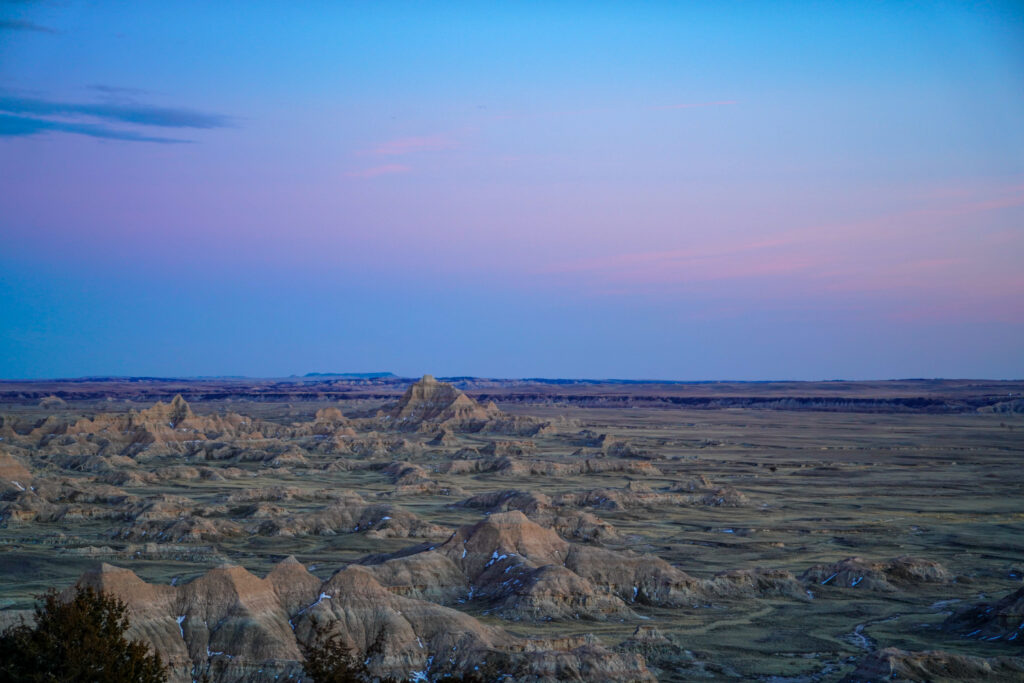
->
0, 94, 233, 128
365, 135, 455, 156
345, 164, 411, 178
88, 84, 149, 98
0, 19, 56, 33
540, 181, 1024, 322
0, 92, 234, 143
546, 238, 813, 286
0, 113, 188, 144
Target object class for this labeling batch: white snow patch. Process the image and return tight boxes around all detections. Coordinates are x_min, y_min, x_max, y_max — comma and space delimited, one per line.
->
485, 551, 508, 568
297, 592, 332, 616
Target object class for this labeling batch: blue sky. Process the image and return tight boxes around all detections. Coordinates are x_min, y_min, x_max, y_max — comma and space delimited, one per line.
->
1, 1, 1022, 379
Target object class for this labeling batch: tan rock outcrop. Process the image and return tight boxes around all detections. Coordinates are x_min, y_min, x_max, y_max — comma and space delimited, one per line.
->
0, 451, 32, 494
943, 586, 1024, 643
252, 488, 451, 540
378, 376, 551, 435
843, 647, 1024, 682
380, 461, 465, 497
68, 559, 655, 682
382, 375, 499, 428
554, 482, 745, 511
801, 556, 952, 592
459, 489, 619, 543
437, 456, 661, 479
362, 511, 804, 622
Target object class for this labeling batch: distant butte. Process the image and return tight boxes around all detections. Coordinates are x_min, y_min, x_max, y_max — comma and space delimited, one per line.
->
377, 374, 550, 435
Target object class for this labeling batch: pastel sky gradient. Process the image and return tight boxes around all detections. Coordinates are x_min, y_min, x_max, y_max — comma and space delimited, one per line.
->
1, 1, 1022, 379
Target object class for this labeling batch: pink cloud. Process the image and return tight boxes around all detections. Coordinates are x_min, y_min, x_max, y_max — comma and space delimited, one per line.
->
946, 190, 1024, 214
545, 237, 803, 279
365, 135, 455, 156
536, 179, 1024, 319
345, 164, 411, 178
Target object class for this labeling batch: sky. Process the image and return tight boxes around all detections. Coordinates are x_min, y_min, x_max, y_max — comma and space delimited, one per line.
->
1, 1, 1022, 380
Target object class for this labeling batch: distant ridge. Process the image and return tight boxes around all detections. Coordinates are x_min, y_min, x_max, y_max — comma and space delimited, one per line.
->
304, 372, 397, 379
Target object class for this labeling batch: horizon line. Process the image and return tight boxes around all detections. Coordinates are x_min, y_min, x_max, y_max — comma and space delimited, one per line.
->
1, 374, 1022, 384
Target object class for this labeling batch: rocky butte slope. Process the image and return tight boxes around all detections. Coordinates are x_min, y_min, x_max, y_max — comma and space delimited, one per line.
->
71, 559, 655, 683
842, 647, 1024, 682
458, 489, 620, 543
2, 395, 294, 459
943, 586, 1024, 643
378, 375, 551, 435
801, 556, 953, 593
0, 451, 32, 494
360, 511, 807, 622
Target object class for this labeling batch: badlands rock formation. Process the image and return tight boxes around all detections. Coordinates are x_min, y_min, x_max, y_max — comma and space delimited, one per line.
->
361, 511, 806, 622
458, 489, 620, 542
249, 488, 452, 540
72, 559, 655, 682
944, 586, 1024, 643
437, 456, 661, 478
379, 375, 550, 435
801, 556, 953, 592
0, 451, 31, 494
4, 378, 1015, 682
842, 647, 1024, 682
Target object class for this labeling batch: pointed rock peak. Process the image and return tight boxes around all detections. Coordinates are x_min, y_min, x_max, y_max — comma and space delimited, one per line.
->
385, 374, 498, 427
484, 510, 530, 525
205, 563, 264, 584
39, 394, 67, 409
325, 566, 391, 597
76, 563, 155, 598
455, 510, 569, 562
139, 394, 193, 427
267, 555, 318, 587
183, 564, 269, 599
74, 561, 172, 610
80, 563, 146, 584
168, 394, 192, 423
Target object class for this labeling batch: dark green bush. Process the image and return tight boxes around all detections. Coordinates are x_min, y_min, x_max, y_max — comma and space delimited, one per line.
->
0, 585, 167, 683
